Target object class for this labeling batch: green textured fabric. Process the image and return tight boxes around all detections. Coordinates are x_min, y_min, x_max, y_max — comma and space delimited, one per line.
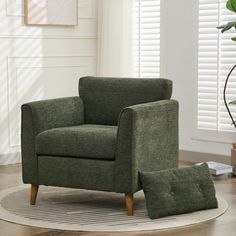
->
21, 77, 178, 195
38, 156, 115, 191
36, 124, 117, 160
21, 97, 84, 184
140, 164, 218, 219
79, 76, 172, 125
114, 100, 179, 193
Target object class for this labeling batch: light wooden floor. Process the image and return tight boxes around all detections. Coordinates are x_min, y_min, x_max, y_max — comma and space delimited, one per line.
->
0, 162, 235, 236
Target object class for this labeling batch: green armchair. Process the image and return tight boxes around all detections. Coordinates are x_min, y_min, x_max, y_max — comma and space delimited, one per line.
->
21, 76, 179, 216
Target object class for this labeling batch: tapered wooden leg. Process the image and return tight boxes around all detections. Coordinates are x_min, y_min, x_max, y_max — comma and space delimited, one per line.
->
30, 184, 39, 205
125, 193, 134, 216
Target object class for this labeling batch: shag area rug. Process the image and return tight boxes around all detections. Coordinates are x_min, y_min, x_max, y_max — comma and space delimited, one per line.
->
0, 185, 228, 232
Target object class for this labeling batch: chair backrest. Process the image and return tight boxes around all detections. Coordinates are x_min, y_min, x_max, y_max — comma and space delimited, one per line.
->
79, 76, 172, 125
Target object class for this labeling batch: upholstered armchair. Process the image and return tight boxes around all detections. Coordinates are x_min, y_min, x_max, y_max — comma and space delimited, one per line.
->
21, 77, 179, 216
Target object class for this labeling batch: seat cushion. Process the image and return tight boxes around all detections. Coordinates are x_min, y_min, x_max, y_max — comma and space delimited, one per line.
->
36, 124, 117, 160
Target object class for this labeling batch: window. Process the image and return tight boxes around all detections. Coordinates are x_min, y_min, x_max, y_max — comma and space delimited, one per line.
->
134, 0, 161, 78
198, 0, 236, 134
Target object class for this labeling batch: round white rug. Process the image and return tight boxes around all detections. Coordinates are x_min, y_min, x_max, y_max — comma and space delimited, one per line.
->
0, 185, 228, 232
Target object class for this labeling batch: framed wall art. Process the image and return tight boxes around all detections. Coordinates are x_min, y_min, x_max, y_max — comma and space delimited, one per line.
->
25, 0, 78, 26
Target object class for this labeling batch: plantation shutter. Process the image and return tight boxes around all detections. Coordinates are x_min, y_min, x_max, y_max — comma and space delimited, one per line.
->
134, 0, 161, 78
198, 0, 236, 132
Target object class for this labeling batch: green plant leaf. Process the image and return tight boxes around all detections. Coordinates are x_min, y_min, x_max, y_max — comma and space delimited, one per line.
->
227, 0, 236, 13
217, 21, 236, 33
232, 37, 236, 41
217, 24, 226, 29
229, 100, 236, 105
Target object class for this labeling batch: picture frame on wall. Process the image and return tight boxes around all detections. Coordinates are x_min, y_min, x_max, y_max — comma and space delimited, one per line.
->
25, 0, 78, 26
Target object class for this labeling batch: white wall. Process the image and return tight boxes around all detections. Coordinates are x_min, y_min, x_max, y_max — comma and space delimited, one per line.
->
0, 0, 97, 165
1, 0, 232, 166
162, 0, 232, 158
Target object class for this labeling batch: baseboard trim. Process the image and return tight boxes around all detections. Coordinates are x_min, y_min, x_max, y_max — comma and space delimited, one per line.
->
0, 152, 21, 166
180, 150, 230, 165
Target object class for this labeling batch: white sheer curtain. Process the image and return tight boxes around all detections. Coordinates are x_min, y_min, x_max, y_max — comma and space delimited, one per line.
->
97, 0, 134, 77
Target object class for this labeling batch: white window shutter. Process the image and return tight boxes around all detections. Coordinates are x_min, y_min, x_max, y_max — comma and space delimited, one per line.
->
198, 0, 236, 133
134, 0, 161, 78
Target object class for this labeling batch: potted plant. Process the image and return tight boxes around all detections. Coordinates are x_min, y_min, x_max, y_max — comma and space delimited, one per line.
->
218, 0, 236, 149
217, 0, 236, 174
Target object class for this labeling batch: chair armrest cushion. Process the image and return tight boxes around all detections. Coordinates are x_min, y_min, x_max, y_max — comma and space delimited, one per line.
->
21, 96, 84, 184
115, 100, 179, 193
21, 96, 84, 134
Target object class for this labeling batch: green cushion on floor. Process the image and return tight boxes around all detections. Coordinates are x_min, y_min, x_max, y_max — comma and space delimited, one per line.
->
140, 163, 218, 219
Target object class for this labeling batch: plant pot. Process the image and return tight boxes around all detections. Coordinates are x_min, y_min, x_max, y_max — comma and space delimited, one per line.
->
231, 148, 236, 176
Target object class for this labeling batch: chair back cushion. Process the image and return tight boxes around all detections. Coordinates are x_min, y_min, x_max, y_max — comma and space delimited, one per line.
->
79, 77, 172, 125
79, 76, 172, 125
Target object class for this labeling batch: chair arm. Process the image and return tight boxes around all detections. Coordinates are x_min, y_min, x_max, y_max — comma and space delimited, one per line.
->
21, 96, 84, 184
114, 100, 179, 193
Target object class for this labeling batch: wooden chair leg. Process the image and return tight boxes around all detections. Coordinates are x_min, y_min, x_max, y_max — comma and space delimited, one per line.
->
30, 184, 39, 205
125, 193, 134, 216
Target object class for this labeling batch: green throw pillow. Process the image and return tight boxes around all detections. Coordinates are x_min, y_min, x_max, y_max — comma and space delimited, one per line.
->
139, 163, 218, 219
